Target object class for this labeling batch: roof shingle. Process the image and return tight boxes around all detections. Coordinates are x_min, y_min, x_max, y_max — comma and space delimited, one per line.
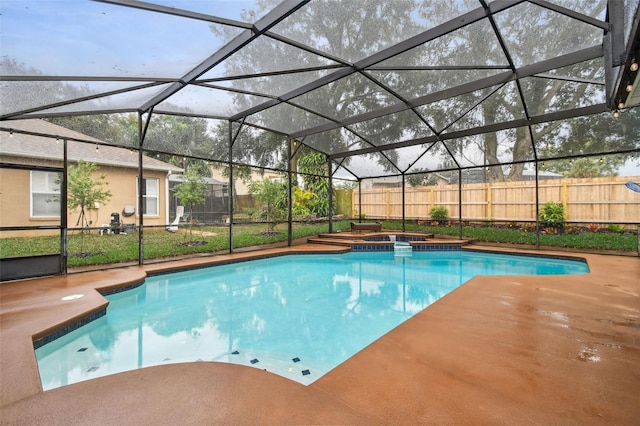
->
0, 119, 182, 172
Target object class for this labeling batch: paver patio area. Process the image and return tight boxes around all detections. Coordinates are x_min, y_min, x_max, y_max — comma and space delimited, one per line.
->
1, 244, 639, 424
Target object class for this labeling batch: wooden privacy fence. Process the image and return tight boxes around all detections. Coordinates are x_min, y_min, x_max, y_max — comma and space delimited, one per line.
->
353, 176, 640, 224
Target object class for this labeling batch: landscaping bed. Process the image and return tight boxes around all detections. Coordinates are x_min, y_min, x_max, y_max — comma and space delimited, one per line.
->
1, 219, 637, 271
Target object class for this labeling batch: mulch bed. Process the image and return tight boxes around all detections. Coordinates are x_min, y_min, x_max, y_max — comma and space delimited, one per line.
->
70, 252, 106, 258
176, 240, 208, 247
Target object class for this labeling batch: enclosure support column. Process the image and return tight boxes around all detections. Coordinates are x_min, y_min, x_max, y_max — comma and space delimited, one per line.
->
458, 170, 462, 240
61, 138, 68, 274
328, 159, 333, 233
535, 161, 540, 249
358, 179, 362, 222
604, 0, 625, 108
228, 121, 234, 253
137, 116, 144, 265
287, 138, 293, 246
402, 174, 406, 232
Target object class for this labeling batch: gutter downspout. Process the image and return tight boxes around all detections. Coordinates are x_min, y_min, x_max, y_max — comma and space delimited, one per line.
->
165, 170, 172, 227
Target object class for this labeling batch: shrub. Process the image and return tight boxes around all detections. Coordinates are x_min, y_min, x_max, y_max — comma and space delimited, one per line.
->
291, 186, 315, 215
539, 202, 565, 229
174, 167, 207, 244
565, 224, 580, 235
607, 223, 626, 233
429, 206, 449, 225
248, 178, 287, 233
587, 223, 600, 233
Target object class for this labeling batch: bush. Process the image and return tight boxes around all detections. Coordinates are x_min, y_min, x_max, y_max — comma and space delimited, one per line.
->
539, 202, 565, 229
245, 207, 256, 220
565, 224, 580, 234
429, 206, 449, 225
387, 220, 637, 252
607, 223, 625, 233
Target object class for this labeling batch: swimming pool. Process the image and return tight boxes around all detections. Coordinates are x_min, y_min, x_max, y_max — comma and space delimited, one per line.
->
35, 250, 588, 390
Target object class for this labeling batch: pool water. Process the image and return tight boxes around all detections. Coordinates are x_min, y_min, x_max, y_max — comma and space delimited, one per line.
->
36, 251, 588, 389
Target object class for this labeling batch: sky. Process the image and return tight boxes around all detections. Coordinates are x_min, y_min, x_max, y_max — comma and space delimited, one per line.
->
0, 0, 259, 77
1, 0, 638, 179
619, 158, 640, 177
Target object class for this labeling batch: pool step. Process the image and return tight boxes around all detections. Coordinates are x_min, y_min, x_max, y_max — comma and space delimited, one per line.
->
308, 233, 470, 251
307, 237, 357, 247
394, 241, 413, 257
316, 231, 434, 240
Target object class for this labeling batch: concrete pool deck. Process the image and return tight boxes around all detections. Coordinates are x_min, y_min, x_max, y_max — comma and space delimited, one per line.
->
1, 244, 639, 424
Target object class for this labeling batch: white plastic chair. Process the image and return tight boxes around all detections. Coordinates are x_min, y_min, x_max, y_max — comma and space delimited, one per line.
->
166, 205, 184, 233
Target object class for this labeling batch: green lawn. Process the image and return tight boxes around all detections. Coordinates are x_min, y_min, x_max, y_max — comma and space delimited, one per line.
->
1, 220, 636, 268
0, 221, 353, 267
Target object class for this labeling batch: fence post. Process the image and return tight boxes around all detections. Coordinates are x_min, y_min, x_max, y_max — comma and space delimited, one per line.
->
487, 183, 492, 221
354, 176, 638, 226
430, 187, 434, 211
562, 181, 569, 219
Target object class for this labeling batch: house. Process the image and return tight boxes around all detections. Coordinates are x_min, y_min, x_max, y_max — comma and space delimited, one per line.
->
210, 167, 282, 195
363, 173, 451, 189
209, 167, 281, 212
448, 168, 564, 184
0, 119, 182, 237
168, 174, 229, 223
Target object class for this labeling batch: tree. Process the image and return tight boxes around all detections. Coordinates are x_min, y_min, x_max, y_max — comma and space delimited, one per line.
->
207, 0, 638, 183
173, 167, 207, 244
565, 158, 609, 178
48, 114, 132, 146
65, 161, 112, 254
50, 111, 218, 179
406, 169, 447, 187
1, 58, 136, 146
541, 157, 619, 178
2, 57, 94, 118
291, 186, 316, 216
248, 178, 287, 234
207, 0, 419, 173
6, 1, 639, 186
297, 149, 331, 216
140, 115, 215, 174
206, 121, 294, 216
67, 161, 112, 230
536, 109, 640, 174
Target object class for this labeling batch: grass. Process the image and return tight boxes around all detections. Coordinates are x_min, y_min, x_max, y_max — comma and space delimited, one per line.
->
383, 221, 638, 251
0, 221, 353, 267
1, 220, 636, 268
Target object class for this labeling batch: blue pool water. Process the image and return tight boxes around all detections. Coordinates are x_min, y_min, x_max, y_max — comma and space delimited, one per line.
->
36, 251, 588, 389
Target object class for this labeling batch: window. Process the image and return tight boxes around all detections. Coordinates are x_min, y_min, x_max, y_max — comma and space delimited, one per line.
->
31, 171, 61, 217
137, 177, 159, 216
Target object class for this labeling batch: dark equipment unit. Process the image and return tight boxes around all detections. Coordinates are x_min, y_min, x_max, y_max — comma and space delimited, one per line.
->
110, 212, 122, 234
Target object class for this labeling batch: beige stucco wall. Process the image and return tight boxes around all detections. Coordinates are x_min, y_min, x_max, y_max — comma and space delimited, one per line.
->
0, 166, 170, 237
0, 168, 33, 235
210, 168, 281, 195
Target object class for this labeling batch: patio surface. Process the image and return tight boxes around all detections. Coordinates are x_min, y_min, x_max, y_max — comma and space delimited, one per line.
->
1, 243, 639, 425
